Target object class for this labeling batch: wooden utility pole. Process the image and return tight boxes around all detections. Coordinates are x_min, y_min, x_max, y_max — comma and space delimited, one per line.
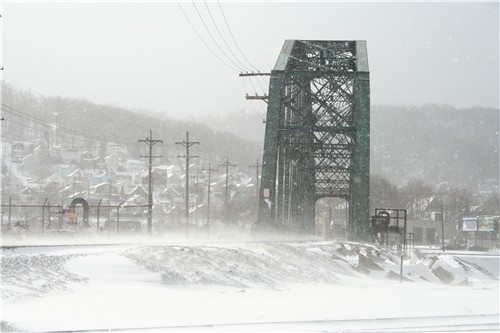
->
249, 158, 261, 222
441, 196, 445, 252
203, 163, 217, 234
219, 158, 236, 224
175, 132, 199, 236
139, 129, 163, 235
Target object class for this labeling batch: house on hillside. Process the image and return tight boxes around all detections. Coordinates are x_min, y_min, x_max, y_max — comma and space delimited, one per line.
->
60, 149, 82, 165
124, 159, 145, 173
88, 171, 111, 185
65, 169, 85, 183
59, 185, 74, 200
105, 155, 119, 173
81, 151, 106, 170
18, 186, 39, 202
121, 185, 148, 205
12, 142, 28, 162
89, 183, 120, 203
21, 154, 37, 172
44, 173, 66, 188
59, 164, 80, 178
158, 186, 185, 220
143, 169, 168, 190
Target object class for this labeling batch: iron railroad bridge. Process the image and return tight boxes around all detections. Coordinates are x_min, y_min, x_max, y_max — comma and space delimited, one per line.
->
258, 40, 370, 240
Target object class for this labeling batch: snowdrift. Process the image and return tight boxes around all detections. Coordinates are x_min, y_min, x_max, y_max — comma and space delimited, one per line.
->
123, 241, 499, 287
2, 241, 497, 304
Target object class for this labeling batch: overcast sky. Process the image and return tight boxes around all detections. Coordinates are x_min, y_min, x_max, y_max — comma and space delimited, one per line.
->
1, 1, 498, 120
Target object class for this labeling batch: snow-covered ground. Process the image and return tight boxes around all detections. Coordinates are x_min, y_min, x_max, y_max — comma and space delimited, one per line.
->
1, 236, 499, 332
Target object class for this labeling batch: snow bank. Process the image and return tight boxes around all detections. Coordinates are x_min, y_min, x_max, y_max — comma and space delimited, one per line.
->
122, 241, 498, 288
1, 241, 498, 332
1, 253, 88, 301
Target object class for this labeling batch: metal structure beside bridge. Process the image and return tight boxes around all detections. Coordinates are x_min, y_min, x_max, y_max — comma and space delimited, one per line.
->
258, 40, 370, 240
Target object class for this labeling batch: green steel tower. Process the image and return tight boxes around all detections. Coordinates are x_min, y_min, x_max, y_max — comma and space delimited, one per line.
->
258, 40, 370, 240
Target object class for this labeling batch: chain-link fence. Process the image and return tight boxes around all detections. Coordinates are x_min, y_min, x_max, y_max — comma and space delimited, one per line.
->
1, 199, 149, 235
1, 198, 255, 236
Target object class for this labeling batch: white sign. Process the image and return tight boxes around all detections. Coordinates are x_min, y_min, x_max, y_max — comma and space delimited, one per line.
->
462, 217, 477, 231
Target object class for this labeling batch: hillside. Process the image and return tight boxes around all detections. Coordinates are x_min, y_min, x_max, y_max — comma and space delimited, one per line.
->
1, 84, 263, 169
371, 104, 499, 189
196, 104, 499, 190
2, 84, 498, 191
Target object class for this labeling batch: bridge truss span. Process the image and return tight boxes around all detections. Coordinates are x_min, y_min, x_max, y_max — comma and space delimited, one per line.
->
258, 40, 370, 240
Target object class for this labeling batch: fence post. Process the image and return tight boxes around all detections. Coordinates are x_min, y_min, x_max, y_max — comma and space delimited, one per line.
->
41, 198, 48, 233
116, 205, 119, 234
96, 199, 102, 231
8, 197, 12, 229
59, 201, 63, 231
116, 201, 124, 234
48, 201, 51, 230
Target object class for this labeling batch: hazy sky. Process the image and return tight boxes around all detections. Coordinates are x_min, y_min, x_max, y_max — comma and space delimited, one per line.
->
1, 1, 499, 120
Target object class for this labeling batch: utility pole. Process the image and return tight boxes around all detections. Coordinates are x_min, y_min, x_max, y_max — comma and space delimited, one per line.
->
107, 180, 112, 226
441, 195, 445, 252
249, 158, 261, 222
219, 158, 236, 224
203, 163, 217, 234
139, 129, 163, 235
175, 132, 199, 236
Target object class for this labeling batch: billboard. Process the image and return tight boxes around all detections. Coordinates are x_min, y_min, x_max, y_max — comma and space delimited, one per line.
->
462, 217, 477, 231
477, 216, 495, 232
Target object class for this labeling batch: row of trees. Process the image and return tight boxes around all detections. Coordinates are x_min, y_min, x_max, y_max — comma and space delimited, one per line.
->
370, 175, 499, 221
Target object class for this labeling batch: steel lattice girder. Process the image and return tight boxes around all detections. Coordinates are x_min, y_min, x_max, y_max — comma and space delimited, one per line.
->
258, 40, 370, 240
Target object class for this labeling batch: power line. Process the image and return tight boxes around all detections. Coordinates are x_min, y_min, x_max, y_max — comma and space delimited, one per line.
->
177, 2, 239, 72
183, 135, 221, 165
1, 103, 138, 148
2, 79, 142, 140
214, 1, 270, 91
2, 78, 52, 101
1, 108, 133, 149
252, 75, 269, 96
1, 104, 111, 143
217, 0, 259, 72
245, 79, 268, 113
191, 1, 245, 72
179, 1, 270, 111
202, 0, 250, 72
189, 133, 259, 173
241, 79, 266, 121
1, 116, 98, 147
187, 132, 244, 167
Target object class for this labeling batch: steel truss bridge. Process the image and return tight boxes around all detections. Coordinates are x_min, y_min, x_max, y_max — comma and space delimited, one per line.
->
258, 40, 370, 240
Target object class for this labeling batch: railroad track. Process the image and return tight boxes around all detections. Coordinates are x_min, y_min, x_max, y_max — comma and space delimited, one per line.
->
34, 314, 499, 333
0, 238, 326, 250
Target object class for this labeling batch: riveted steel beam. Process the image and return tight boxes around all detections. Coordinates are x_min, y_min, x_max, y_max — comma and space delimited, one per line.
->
258, 40, 370, 240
